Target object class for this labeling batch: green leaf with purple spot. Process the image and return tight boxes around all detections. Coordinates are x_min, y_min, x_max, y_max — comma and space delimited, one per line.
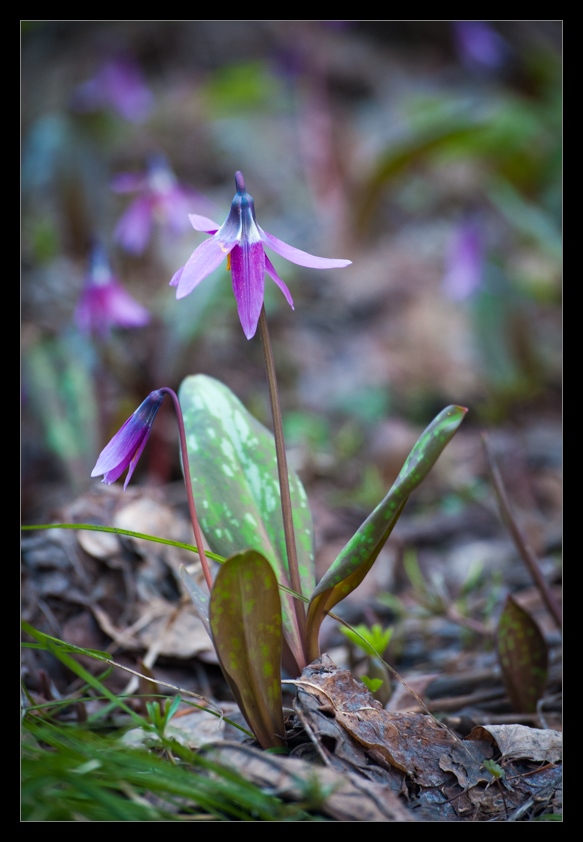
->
179, 374, 314, 672
496, 593, 549, 713
209, 550, 285, 749
306, 405, 468, 661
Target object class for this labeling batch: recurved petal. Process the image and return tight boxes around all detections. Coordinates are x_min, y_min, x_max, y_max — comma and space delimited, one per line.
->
113, 196, 155, 254
229, 241, 265, 339
265, 255, 294, 309
175, 237, 234, 299
261, 230, 352, 269
169, 266, 183, 288
105, 283, 151, 328
188, 213, 220, 233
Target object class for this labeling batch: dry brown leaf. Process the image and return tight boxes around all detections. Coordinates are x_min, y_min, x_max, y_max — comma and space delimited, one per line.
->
288, 655, 562, 820
201, 741, 416, 822
467, 723, 562, 764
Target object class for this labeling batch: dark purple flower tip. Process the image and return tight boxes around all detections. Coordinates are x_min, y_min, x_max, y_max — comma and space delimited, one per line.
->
91, 390, 165, 489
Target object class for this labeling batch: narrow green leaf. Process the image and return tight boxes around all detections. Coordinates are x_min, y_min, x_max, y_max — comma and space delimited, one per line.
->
179, 374, 315, 670
209, 550, 285, 749
496, 594, 549, 713
22, 622, 145, 726
306, 405, 467, 661
21, 522, 225, 564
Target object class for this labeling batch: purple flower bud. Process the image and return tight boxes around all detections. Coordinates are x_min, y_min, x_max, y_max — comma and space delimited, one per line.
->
170, 171, 352, 339
442, 221, 484, 301
91, 391, 165, 489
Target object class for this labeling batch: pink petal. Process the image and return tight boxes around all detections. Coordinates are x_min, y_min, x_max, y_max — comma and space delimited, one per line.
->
105, 283, 150, 328
122, 434, 149, 489
230, 242, 265, 339
110, 172, 146, 193
261, 230, 352, 269
265, 256, 294, 309
188, 213, 220, 233
91, 416, 143, 477
169, 266, 183, 288
175, 237, 233, 299
114, 197, 154, 254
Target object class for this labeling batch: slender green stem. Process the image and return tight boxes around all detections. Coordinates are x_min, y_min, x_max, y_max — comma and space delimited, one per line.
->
161, 388, 213, 592
257, 306, 306, 644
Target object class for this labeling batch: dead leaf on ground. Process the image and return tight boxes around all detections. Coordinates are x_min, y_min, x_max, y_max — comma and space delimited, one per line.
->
286, 655, 562, 821
201, 741, 415, 822
467, 723, 562, 764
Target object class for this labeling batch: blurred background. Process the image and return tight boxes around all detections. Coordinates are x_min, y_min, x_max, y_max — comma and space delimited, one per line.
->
21, 21, 562, 528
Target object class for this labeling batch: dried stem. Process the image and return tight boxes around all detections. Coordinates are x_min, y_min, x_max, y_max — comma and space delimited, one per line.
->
482, 433, 562, 633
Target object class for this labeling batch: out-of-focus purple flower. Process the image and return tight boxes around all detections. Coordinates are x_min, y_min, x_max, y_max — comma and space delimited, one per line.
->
170, 171, 352, 339
71, 56, 154, 123
91, 390, 164, 488
112, 154, 209, 254
442, 221, 484, 301
75, 244, 150, 336
452, 21, 509, 72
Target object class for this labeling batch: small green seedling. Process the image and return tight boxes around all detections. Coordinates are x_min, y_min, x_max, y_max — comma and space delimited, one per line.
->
340, 623, 394, 703
145, 696, 182, 739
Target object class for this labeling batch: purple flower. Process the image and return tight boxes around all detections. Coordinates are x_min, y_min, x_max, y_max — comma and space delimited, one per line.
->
75, 244, 150, 336
91, 390, 164, 488
170, 171, 352, 339
452, 22, 509, 72
71, 56, 153, 123
112, 154, 210, 255
442, 220, 484, 301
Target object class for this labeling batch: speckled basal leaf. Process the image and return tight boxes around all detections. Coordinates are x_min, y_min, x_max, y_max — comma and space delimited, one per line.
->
496, 594, 548, 713
306, 405, 467, 661
179, 375, 315, 668
210, 550, 285, 749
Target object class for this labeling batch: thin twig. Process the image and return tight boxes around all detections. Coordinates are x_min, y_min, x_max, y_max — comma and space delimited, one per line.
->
482, 433, 562, 632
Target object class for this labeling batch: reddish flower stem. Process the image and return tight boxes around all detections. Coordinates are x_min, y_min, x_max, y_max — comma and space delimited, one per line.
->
257, 306, 307, 645
160, 387, 213, 592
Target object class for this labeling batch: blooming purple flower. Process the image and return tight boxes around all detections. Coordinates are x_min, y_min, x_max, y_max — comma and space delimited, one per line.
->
71, 56, 154, 123
75, 244, 150, 336
91, 390, 164, 488
442, 220, 484, 301
112, 154, 210, 255
170, 171, 352, 339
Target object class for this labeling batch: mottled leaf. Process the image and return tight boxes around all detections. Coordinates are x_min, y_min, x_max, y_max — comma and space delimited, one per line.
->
179, 374, 315, 672
209, 550, 285, 749
496, 594, 549, 713
306, 406, 467, 661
